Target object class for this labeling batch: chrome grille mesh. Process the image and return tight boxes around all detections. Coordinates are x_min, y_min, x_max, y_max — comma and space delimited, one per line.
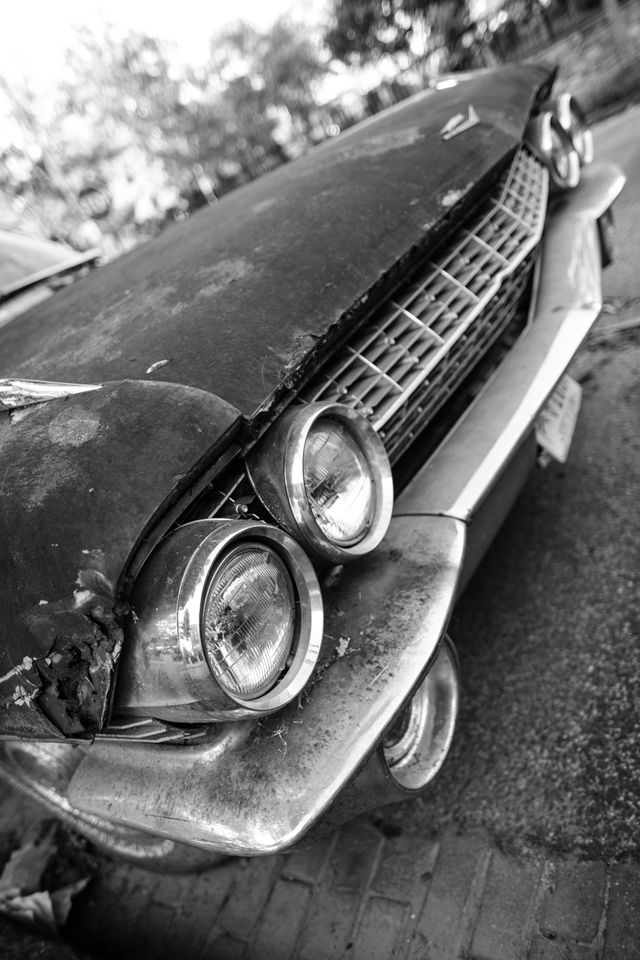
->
302, 147, 548, 463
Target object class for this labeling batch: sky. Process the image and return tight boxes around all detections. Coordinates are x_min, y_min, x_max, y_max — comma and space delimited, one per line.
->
1, 0, 330, 89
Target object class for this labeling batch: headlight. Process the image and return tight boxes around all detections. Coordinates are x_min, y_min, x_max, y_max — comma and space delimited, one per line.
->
247, 402, 393, 563
115, 520, 323, 721
525, 110, 580, 191
202, 542, 296, 698
555, 93, 593, 165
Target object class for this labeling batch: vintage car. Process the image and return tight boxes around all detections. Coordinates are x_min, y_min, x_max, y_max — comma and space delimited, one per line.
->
0, 63, 625, 869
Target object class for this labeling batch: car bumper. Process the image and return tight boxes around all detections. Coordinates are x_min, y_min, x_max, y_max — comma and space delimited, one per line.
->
68, 161, 625, 855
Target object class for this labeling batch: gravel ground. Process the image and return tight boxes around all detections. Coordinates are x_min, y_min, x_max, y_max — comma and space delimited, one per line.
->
375, 314, 640, 861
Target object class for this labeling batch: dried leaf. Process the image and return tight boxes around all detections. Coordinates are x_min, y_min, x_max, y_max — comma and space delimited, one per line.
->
0, 828, 90, 935
50, 878, 90, 927
0, 888, 58, 935
0, 826, 57, 894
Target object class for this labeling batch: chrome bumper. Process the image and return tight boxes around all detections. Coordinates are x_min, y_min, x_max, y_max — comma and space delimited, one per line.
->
68, 161, 625, 855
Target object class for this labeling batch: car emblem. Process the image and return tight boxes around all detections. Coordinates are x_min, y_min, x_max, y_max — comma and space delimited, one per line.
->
440, 105, 480, 141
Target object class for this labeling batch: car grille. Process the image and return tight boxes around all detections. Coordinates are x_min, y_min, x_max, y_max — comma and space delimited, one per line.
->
301, 147, 548, 464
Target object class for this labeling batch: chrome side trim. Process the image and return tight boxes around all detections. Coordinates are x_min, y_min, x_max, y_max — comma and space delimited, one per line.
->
0, 379, 102, 409
395, 161, 625, 522
69, 514, 465, 855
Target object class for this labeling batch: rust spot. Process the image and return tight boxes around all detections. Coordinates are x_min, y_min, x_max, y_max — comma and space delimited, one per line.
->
336, 126, 423, 161
48, 407, 101, 446
195, 258, 251, 298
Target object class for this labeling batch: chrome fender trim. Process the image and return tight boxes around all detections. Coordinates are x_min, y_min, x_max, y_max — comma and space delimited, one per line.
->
68, 514, 465, 855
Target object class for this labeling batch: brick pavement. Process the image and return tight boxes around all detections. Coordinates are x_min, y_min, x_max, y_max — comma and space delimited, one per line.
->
63, 820, 640, 960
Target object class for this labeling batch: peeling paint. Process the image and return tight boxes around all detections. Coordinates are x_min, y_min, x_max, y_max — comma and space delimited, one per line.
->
335, 126, 423, 161
441, 182, 475, 208
73, 589, 93, 609
12, 683, 38, 707
48, 408, 101, 447
195, 258, 251, 298
0, 656, 35, 687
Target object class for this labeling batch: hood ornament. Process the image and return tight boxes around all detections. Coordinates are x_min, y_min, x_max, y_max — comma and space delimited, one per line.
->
440, 105, 480, 141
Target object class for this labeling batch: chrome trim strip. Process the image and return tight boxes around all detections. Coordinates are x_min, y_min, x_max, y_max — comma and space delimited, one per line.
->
0, 379, 102, 409
395, 161, 625, 522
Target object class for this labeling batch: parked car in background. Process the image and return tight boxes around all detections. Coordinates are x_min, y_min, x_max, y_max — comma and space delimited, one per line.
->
0, 230, 99, 330
0, 63, 624, 869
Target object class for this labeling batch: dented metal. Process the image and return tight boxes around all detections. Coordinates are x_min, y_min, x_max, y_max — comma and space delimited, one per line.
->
0, 380, 241, 735
68, 515, 466, 854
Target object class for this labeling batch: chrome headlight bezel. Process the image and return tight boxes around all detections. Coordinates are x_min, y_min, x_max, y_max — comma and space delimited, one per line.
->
116, 520, 323, 721
247, 402, 394, 564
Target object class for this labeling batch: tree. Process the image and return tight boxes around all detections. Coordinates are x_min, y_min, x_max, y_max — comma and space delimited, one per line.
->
324, 0, 476, 69
209, 17, 327, 151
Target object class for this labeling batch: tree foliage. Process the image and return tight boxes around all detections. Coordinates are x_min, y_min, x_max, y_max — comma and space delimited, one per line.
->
324, 0, 475, 67
0, 18, 327, 249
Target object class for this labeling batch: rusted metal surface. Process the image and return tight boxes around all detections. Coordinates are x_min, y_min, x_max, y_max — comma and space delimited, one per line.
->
0, 66, 552, 426
0, 380, 241, 736
67, 514, 465, 854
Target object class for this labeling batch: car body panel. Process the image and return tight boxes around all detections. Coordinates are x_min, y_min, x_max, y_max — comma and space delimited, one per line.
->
66, 159, 623, 852
0, 380, 240, 737
68, 513, 465, 854
0, 65, 551, 424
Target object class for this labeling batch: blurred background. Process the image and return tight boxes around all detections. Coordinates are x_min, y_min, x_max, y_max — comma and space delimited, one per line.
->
1, 0, 638, 259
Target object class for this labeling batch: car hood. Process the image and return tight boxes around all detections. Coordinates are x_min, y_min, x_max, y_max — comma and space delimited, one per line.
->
0, 64, 552, 421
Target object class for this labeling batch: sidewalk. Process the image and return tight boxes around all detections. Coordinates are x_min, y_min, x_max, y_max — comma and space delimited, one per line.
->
65, 819, 640, 960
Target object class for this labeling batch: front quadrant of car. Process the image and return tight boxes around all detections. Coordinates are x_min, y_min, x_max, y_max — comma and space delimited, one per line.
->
0, 62, 625, 862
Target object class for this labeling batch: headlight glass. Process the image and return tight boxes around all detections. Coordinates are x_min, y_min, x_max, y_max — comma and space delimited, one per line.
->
202, 543, 296, 699
303, 418, 374, 545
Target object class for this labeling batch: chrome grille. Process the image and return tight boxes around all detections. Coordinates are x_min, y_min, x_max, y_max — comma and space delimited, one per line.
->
302, 147, 548, 463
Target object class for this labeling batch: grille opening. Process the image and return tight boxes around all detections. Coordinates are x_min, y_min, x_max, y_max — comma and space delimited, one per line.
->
186, 148, 547, 522
302, 147, 547, 465
392, 253, 537, 493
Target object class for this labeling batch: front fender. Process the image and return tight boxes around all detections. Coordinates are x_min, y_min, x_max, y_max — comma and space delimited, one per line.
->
0, 379, 241, 737
68, 514, 465, 854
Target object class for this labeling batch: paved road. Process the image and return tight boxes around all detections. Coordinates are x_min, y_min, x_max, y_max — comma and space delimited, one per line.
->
1, 109, 639, 960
